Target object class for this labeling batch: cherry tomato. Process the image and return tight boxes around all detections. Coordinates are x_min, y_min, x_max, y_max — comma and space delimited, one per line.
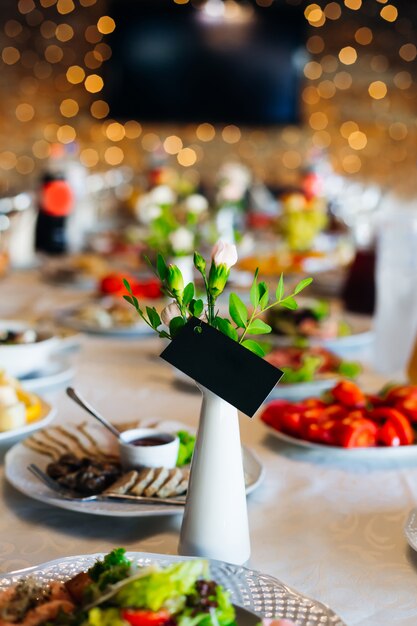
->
369, 408, 414, 445
279, 407, 304, 437
260, 400, 291, 430
331, 381, 366, 408
385, 385, 417, 404
100, 273, 134, 296
333, 417, 377, 448
377, 421, 401, 447
121, 609, 171, 626
394, 398, 417, 422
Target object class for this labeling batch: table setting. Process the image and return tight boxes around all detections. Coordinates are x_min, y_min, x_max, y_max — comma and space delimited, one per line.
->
2, 0, 417, 623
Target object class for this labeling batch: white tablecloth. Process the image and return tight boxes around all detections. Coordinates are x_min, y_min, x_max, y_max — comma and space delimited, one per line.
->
1, 270, 417, 626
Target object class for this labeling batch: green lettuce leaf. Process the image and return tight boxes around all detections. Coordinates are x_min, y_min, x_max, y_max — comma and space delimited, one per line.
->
86, 608, 126, 626
115, 561, 209, 612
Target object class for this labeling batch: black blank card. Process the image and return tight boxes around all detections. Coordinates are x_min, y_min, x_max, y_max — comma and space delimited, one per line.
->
160, 317, 283, 417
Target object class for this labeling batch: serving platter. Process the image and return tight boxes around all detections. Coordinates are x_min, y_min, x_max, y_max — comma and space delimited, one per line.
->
58, 309, 154, 337
262, 421, 417, 460
5, 419, 265, 517
0, 399, 55, 444
0, 551, 346, 626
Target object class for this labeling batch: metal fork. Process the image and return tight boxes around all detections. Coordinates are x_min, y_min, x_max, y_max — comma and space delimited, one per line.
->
27, 464, 185, 506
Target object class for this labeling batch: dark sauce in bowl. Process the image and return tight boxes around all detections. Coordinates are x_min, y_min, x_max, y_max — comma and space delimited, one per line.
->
128, 434, 174, 447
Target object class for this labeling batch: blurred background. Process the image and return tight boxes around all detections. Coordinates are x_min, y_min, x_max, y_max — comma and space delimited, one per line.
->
1, 0, 417, 375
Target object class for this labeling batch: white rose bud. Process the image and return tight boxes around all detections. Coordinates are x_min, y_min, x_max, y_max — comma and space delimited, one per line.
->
185, 194, 209, 215
211, 240, 238, 269
150, 185, 177, 206
169, 227, 194, 254
161, 301, 182, 326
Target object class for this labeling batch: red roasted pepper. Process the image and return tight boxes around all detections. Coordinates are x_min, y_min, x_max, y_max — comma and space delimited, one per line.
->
121, 610, 171, 626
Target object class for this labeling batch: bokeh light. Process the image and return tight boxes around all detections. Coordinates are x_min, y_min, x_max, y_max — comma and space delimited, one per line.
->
368, 80, 388, 99
196, 123, 215, 141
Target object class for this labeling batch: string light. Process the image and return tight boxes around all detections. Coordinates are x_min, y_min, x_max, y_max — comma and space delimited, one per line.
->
338, 46, 357, 65
163, 135, 183, 154
104, 146, 124, 165
196, 123, 215, 141
177, 148, 197, 166
124, 120, 142, 139
368, 81, 388, 99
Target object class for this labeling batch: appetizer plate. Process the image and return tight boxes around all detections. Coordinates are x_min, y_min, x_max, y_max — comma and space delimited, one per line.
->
404, 509, 417, 553
263, 422, 417, 460
0, 400, 55, 444
0, 552, 345, 625
58, 310, 154, 338
5, 420, 265, 517
270, 312, 373, 358
19, 358, 75, 392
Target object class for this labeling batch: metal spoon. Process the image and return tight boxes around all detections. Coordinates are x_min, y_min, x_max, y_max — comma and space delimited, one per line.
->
66, 387, 121, 440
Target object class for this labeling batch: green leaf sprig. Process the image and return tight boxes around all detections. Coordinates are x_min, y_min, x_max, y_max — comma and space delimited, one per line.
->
123, 249, 313, 358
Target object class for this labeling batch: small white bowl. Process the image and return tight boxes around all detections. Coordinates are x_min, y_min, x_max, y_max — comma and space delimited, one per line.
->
0, 321, 58, 378
119, 428, 179, 470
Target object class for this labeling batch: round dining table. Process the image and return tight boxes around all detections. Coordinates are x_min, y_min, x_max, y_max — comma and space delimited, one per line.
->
1, 269, 417, 626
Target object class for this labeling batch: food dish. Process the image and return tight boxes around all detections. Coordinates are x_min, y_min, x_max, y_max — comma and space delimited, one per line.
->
58, 299, 154, 337
5, 420, 265, 516
266, 346, 360, 385
0, 398, 55, 444
0, 551, 345, 626
41, 254, 111, 289
262, 381, 417, 457
266, 299, 373, 356
0, 321, 58, 378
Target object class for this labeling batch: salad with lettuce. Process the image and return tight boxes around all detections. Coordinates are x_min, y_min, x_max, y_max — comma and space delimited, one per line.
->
0, 550, 237, 626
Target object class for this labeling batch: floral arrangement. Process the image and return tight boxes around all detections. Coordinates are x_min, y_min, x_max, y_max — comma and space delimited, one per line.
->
123, 241, 312, 358
135, 184, 209, 258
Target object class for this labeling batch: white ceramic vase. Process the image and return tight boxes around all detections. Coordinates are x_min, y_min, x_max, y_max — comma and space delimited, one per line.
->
178, 384, 250, 565
172, 254, 194, 288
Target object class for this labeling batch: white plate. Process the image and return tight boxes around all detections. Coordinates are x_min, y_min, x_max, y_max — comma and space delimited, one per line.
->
269, 312, 373, 357
19, 359, 74, 392
0, 552, 345, 625
0, 399, 55, 445
404, 509, 417, 552
5, 420, 265, 517
263, 421, 417, 460
59, 311, 153, 337
268, 377, 337, 402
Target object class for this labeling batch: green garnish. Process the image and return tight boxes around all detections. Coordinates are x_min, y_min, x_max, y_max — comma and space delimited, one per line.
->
177, 431, 196, 467
281, 354, 322, 383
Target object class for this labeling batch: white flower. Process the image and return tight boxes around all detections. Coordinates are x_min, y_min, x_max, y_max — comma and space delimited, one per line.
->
150, 185, 177, 206
211, 240, 238, 269
218, 162, 251, 189
169, 227, 194, 254
185, 194, 209, 215
161, 301, 182, 326
217, 182, 246, 204
135, 195, 163, 224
